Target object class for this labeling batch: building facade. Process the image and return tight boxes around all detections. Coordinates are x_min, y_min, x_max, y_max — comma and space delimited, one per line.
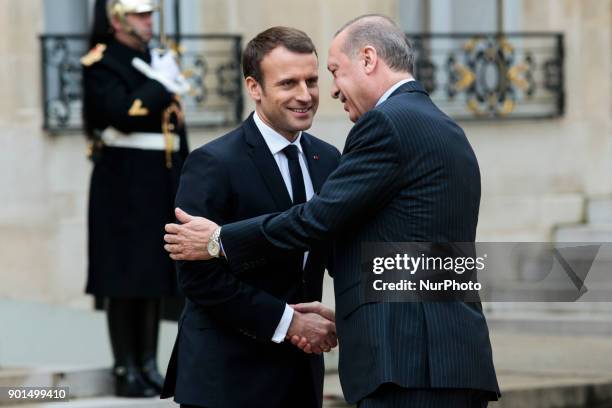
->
1, 0, 610, 311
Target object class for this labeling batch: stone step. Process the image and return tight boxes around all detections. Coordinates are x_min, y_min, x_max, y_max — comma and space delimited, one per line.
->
0, 367, 112, 404
491, 378, 612, 408
486, 311, 612, 336
0, 297, 340, 374
0, 298, 177, 369
554, 223, 612, 242
2, 379, 611, 408
0, 396, 353, 408
321, 377, 612, 408
1, 396, 176, 408
323, 329, 612, 407
0, 367, 346, 406
3, 364, 612, 408
587, 198, 612, 224
323, 376, 612, 407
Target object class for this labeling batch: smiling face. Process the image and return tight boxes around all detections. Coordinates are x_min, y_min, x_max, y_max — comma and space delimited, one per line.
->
327, 30, 378, 123
247, 46, 319, 141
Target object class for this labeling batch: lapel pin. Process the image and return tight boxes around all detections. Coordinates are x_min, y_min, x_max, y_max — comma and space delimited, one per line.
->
313, 154, 319, 160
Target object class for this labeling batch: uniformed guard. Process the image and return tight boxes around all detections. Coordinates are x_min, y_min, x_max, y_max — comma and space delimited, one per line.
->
82, 0, 189, 398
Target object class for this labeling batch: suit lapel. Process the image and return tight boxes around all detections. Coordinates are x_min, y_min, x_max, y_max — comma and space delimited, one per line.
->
243, 114, 293, 211
300, 134, 326, 194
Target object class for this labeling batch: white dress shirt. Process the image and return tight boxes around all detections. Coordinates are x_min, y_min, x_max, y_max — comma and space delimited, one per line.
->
253, 110, 315, 343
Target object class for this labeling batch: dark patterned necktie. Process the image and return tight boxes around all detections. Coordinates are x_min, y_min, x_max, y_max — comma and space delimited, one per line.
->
282, 145, 306, 204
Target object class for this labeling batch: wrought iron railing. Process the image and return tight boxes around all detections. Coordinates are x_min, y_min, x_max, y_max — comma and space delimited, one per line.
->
40, 32, 564, 131
407, 32, 564, 120
40, 34, 243, 133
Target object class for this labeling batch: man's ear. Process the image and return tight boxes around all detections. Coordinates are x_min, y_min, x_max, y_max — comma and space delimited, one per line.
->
109, 16, 122, 33
362, 45, 378, 75
245, 76, 263, 102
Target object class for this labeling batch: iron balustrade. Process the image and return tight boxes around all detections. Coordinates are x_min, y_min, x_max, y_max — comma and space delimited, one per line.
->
40, 34, 243, 133
40, 32, 564, 133
408, 32, 564, 120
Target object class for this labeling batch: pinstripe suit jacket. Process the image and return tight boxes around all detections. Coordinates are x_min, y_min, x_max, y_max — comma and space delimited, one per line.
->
221, 81, 500, 404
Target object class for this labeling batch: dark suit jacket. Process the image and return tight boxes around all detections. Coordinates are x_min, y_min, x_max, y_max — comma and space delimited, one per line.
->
161, 113, 340, 407
220, 82, 500, 404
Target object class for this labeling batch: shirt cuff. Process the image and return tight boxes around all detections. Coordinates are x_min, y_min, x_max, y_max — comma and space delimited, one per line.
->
219, 236, 227, 260
271, 304, 294, 343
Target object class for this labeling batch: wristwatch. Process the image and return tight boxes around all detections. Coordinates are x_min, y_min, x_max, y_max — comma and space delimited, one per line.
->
207, 226, 222, 258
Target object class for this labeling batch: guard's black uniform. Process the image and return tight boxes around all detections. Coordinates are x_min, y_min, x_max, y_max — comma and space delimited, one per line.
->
82, 0, 188, 397
82, 39, 188, 298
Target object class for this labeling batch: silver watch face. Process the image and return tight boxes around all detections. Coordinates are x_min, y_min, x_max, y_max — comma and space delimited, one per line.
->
208, 240, 220, 257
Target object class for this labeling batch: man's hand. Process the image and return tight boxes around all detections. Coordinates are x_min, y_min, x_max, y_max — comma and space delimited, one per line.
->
286, 302, 337, 354
292, 301, 335, 322
164, 208, 218, 261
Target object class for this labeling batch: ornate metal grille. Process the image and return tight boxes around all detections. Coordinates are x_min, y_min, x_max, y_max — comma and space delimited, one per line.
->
40, 34, 243, 133
408, 32, 564, 120
40, 32, 564, 131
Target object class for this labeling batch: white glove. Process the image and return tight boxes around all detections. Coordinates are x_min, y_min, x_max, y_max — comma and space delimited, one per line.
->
132, 50, 191, 95
151, 49, 182, 83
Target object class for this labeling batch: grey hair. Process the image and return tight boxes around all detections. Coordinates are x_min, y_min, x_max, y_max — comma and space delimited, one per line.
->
335, 14, 414, 74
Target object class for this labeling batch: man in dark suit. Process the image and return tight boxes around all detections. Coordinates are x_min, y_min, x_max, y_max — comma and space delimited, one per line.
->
164, 15, 500, 407
160, 27, 340, 408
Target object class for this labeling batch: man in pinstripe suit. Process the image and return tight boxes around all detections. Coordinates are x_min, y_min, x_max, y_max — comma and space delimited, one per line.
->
165, 15, 500, 407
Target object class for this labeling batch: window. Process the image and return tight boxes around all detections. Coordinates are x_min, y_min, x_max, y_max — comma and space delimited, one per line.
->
399, 0, 522, 34
44, 0, 91, 33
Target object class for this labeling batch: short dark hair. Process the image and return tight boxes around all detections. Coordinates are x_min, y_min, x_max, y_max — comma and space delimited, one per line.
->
242, 26, 317, 85
336, 14, 414, 74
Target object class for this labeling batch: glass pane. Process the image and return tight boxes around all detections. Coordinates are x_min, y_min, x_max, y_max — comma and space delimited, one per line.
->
44, 0, 89, 33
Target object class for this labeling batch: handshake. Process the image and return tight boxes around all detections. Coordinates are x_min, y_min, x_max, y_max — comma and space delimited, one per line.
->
286, 301, 338, 354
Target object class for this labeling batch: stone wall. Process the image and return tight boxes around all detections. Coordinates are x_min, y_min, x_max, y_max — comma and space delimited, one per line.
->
473, 0, 612, 241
